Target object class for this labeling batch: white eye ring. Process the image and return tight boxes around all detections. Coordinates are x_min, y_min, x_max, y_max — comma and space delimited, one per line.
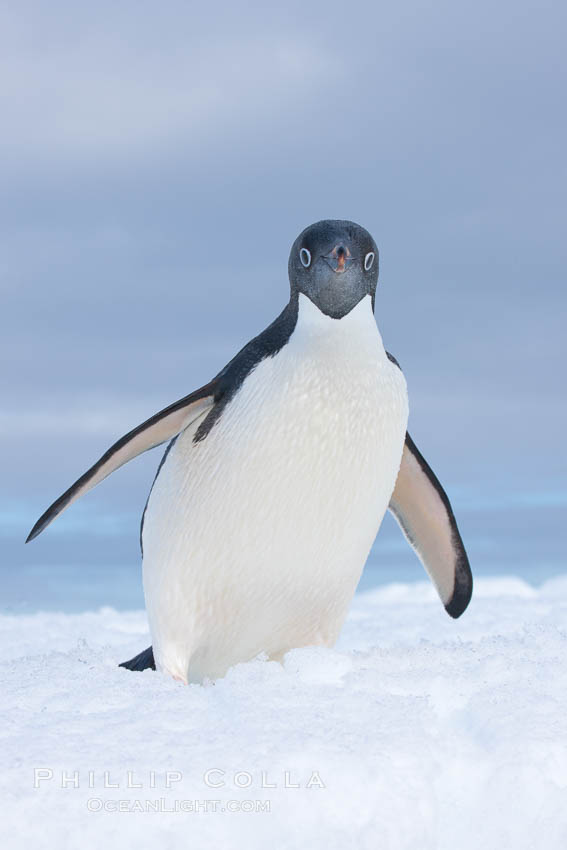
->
299, 248, 311, 268
364, 252, 375, 271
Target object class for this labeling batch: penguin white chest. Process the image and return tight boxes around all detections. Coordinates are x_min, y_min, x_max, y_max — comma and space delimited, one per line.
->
142, 295, 408, 682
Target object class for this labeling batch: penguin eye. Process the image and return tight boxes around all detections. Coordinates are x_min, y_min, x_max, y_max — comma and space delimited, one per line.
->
364, 252, 375, 271
299, 248, 311, 268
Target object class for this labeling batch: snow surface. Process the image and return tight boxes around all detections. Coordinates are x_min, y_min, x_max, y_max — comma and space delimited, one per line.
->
2, 576, 567, 849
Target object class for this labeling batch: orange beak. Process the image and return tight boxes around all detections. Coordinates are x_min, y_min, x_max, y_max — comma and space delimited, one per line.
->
324, 245, 352, 274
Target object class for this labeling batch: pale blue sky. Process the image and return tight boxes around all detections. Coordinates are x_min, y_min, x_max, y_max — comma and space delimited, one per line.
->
2, 0, 566, 607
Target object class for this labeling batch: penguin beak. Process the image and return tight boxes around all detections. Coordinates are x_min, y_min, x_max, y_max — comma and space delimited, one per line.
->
322, 245, 353, 274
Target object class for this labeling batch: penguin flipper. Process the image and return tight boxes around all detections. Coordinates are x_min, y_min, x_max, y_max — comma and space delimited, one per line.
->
388, 432, 473, 618
26, 383, 216, 542
119, 646, 155, 672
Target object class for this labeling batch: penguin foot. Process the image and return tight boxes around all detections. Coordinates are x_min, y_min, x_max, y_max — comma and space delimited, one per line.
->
119, 646, 155, 672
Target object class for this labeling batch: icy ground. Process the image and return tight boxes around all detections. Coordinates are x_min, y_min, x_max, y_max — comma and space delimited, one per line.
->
2, 576, 567, 850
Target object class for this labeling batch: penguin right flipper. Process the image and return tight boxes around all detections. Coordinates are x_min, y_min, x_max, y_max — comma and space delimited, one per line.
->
119, 646, 155, 672
26, 383, 216, 542
389, 432, 473, 618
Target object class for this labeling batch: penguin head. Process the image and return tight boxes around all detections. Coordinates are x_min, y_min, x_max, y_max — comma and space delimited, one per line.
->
288, 219, 379, 319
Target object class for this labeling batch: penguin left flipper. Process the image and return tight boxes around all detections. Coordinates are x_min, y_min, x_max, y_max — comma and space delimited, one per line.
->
388, 433, 473, 618
25, 383, 216, 542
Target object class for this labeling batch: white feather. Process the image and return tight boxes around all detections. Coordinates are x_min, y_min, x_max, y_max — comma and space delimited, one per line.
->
142, 294, 409, 682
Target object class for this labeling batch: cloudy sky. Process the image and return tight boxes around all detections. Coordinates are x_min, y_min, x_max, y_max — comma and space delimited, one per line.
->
2, 0, 565, 605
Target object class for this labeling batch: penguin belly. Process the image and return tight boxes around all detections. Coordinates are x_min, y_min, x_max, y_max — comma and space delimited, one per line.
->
142, 296, 408, 682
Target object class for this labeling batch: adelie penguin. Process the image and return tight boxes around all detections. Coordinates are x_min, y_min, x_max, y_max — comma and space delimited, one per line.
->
27, 220, 473, 684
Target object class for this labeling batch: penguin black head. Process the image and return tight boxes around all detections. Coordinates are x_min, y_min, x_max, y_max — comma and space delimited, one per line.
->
288, 219, 379, 319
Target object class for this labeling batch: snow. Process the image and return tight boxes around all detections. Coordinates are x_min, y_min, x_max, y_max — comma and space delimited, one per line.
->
2, 576, 567, 849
